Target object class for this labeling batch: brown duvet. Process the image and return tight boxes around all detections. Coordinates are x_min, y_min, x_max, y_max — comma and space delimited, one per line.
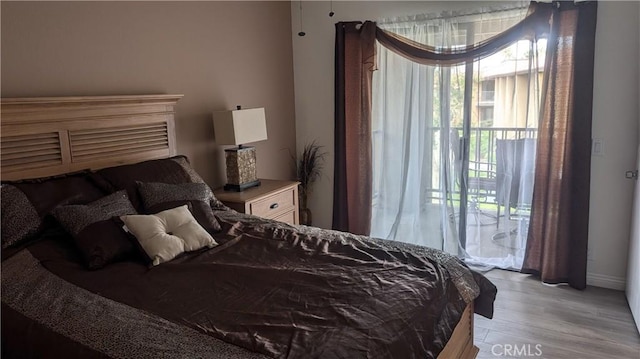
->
2, 210, 496, 359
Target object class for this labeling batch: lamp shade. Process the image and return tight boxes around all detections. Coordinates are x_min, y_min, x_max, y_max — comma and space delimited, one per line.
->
213, 107, 268, 145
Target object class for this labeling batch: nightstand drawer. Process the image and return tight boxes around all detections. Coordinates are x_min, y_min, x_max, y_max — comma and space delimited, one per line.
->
213, 179, 300, 225
272, 210, 296, 225
250, 189, 295, 218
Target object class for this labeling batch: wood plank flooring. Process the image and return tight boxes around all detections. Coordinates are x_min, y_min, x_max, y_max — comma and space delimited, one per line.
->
475, 270, 640, 358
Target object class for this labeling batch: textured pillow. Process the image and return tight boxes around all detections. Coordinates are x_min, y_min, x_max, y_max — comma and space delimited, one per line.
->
137, 181, 222, 233
1, 185, 41, 249
121, 205, 217, 266
94, 155, 226, 211
52, 191, 138, 269
1, 171, 108, 249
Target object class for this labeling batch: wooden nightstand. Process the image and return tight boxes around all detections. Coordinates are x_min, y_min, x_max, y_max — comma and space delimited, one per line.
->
213, 179, 300, 225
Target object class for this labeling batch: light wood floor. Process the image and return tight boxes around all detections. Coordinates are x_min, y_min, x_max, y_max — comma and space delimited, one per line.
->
475, 270, 640, 358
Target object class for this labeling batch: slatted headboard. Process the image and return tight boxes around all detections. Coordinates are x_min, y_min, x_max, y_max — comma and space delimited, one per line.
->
1, 94, 183, 181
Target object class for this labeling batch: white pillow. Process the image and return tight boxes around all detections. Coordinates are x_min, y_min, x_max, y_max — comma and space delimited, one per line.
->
120, 205, 217, 266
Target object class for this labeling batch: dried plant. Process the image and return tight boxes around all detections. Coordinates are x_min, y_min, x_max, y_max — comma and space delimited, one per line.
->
296, 141, 327, 207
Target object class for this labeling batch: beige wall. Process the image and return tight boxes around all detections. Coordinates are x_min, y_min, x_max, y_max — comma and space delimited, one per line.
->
1, 1, 297, 187
589, 1, 640, 290
292, 1, 640, 290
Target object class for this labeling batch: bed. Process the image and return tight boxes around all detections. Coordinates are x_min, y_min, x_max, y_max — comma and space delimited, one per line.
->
0, 95, 496, 359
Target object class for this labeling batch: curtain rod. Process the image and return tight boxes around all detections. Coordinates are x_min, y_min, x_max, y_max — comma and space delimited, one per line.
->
377, 2, 529, 25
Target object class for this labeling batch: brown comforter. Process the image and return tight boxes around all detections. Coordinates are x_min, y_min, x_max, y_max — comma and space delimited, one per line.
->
2, 210, 496, 359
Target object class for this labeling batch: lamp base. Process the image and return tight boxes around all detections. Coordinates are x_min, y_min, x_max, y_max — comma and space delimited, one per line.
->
224, 179, 261, 192
224, 146, 260, 192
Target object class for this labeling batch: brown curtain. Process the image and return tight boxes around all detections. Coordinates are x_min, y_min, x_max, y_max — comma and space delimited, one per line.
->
522, 1, 598, 290
334, 4, 598, 287
333, 21, 376, 235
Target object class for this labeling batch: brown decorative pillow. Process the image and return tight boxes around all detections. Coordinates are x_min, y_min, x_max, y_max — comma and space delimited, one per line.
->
94, 155, 226, 210
52, 191, 138, 269
7, 170, 108, 216
137, 181, 222, 234
1, 171, 109, 248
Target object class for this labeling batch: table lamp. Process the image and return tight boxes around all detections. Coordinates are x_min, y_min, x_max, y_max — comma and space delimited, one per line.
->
213, 106, 268, 191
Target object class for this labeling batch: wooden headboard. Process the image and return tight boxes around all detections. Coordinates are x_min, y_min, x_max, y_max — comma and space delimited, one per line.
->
1, 94, 183, 181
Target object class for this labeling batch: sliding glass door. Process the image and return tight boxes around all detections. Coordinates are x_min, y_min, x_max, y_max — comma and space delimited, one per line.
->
457, 37, 544, 270
371, 4, 545, 270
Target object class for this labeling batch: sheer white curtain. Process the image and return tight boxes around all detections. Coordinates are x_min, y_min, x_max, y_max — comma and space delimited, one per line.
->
370, 21, 452, 251
371, 2, 544, 270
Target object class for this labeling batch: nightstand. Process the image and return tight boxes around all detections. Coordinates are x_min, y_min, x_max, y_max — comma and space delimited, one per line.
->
213, 179, 300, 225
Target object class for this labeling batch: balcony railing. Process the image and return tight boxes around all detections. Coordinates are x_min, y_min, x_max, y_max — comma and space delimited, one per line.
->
372, 126, 538, 209
455, 126, 538, 179
373, 126, 538, 207
453, 126, 538, 206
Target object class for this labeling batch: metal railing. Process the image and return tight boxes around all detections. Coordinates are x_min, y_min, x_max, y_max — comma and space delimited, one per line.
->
457, 126, 538, 178
418, 127, 537, 204
372, 126, 538, 208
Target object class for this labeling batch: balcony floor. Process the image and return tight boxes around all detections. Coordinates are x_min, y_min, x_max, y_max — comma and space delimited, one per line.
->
462, 206, 529, 270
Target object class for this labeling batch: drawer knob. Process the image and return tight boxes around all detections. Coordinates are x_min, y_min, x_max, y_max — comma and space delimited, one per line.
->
270, 203, 279, 209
